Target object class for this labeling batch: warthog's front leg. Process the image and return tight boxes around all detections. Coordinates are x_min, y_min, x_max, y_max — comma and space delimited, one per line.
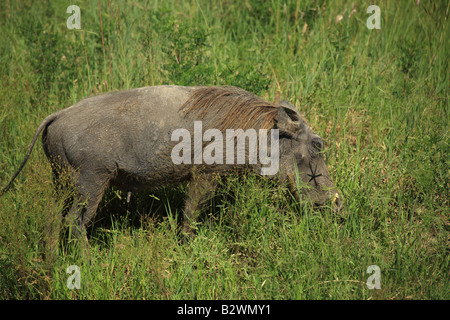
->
182, 170, 218, 238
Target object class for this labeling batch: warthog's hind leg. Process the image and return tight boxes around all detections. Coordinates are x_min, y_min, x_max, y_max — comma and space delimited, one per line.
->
65, 171, 109, 249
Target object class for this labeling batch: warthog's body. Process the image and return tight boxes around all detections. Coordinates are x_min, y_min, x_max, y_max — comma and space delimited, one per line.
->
2, 85, 341, 239
45, 86, 195, 192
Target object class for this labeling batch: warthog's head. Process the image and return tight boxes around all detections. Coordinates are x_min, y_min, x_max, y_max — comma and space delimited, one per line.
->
276, 101, 342, 211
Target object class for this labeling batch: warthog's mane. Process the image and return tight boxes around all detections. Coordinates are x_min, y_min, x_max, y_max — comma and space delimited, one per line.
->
180, 86, 278, 131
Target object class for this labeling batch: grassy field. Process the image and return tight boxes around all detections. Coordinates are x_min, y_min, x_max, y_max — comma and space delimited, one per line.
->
0, 0, 448, 300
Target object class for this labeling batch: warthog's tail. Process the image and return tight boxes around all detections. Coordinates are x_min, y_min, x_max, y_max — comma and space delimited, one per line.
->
0, 112, 60, 196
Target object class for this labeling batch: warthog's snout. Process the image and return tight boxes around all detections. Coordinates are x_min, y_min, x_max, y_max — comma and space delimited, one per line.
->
312, 190, 343, 212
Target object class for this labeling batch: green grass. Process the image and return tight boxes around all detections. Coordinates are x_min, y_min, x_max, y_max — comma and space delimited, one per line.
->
0, 0, 448, 299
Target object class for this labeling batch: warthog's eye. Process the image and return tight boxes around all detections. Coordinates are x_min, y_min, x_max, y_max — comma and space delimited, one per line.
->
311, 138, 323, 152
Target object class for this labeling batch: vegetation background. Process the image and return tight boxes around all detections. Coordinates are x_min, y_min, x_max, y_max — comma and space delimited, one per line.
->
0, 0, 448, 299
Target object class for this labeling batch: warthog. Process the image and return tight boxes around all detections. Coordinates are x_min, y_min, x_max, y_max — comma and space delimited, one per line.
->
1, 85, 341, 239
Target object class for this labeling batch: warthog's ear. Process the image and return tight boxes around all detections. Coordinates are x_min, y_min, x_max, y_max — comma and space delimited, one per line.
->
277, 101, 302, 136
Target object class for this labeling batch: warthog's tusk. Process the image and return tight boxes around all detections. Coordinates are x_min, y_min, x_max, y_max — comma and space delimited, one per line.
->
333, 192, 339, 204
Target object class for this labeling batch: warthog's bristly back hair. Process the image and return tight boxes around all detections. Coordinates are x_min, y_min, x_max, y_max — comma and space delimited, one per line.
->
180, 86, 278, 131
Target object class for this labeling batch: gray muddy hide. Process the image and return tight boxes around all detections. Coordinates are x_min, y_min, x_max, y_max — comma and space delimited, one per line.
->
3, 85, 342, 239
